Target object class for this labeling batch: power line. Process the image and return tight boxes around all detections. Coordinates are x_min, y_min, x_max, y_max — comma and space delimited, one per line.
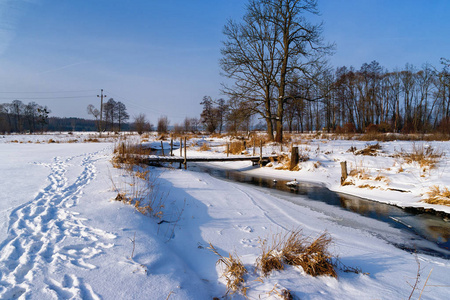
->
105, 89, 191, 119
0, 89, 98, 94
0, 96, 94, 100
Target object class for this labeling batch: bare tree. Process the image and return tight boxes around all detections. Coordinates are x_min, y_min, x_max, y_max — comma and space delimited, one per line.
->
157, 115, 170, 135
103, 98, 117, 131
190, 117, 201, 133
11, 100, 25, 132
133, 113, 152, 135
183, 117, 192, 133
87, 104, 101, 132
221, 0, 279, 140
221, 0, 332, 142
200, 96, 219, 133
116, 101, 129, 132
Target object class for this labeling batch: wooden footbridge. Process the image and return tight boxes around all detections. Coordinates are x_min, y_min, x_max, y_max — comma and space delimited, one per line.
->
139, 138, 281, 169
142, 154, 278, 169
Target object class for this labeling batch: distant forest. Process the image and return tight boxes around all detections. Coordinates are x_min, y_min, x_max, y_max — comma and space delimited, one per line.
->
0, 99, 130, 133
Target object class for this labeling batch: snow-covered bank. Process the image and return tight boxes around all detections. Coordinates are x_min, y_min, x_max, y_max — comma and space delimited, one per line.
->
0, 133, 449, 299
183, 136, 450, 216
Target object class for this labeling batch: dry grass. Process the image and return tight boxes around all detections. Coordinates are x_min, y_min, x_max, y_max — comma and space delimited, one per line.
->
111, 141, 167, 219
256, 230, 336, 278
111, 167, 167, 219
348, 168, 371, 180
199, 143, 211, 151
268, 284, 294, 300
359, 132, 450, 142
84, 138, 100, 143
423, 185, 450, 206
354, 143, 381, 156
256, 238, 284, 275
274, 154, 292, 170
227, 141, 247, 155
112, 141, 151, 169
208, 243, 248, 297
395, 144, 443, 169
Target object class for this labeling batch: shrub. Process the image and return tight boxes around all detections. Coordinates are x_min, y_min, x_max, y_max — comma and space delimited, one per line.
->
343, 123, 356, 133
365, 123, 379, 133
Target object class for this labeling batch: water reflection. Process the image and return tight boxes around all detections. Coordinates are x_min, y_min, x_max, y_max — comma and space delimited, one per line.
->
191, 164, 450, 257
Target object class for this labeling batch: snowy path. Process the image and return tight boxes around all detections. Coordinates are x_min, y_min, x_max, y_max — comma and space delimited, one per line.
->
0, 151, 116, 299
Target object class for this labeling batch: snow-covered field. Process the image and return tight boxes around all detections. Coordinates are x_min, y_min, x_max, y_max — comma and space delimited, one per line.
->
0, 132, 449, 299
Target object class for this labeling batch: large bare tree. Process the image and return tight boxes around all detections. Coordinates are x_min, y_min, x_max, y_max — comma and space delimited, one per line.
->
221, 0, 279, 140
221, 0, 332, 142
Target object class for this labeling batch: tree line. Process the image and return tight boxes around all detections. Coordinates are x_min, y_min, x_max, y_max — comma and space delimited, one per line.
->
0, 100, 50, 133
284, 60, 450, 134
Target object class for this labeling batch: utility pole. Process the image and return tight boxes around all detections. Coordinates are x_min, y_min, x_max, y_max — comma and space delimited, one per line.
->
97, 89, 107, 133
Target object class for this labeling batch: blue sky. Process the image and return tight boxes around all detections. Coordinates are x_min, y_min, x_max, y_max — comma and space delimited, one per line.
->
0, 0, 449, 124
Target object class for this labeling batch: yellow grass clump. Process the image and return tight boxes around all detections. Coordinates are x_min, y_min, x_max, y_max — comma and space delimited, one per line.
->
208, 243, 248, 297
423, 186, 450, 206
227, 141, 247, 155
256, 230, 337, 278
199, 143, 211, 151
354, 143, 381, 156
111, 141, 151, 169
396, 144, 443, 169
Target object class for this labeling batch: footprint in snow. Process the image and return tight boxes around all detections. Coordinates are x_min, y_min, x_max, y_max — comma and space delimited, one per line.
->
240, 238, 259, 248
236, 225, 253, 233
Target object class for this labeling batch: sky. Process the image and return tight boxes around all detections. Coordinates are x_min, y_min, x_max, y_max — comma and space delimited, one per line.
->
0, 0, 449, 124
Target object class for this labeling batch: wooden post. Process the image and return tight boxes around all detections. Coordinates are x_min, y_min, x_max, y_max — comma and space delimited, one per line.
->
161, 141, 165, 156
227, 143, 230, 157
180, 137, 182, 157
184, 137, 187, 169
179, 137, 183, 169
289, 146, 299, 171
259, 140, 263, 166
170, 138, 173, 156
340, 161, 348, 185
280, 143, 283, 153
252, 139, 255, 156
243, 141, 246, 152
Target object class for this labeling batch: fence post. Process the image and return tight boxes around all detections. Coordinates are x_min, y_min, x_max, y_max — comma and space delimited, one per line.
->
340, 161, 348, 185
259, 140, 263, 166
161, 141, 165, 156
253, 139, 255, 156
180, 137, 182, 157
227, 143, 230, 157
170, 138, 173, 156
290, 146, 299, 171
184, 137, 187, 169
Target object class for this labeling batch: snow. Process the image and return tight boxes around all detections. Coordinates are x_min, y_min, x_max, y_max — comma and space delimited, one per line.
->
0, 133, 449, 299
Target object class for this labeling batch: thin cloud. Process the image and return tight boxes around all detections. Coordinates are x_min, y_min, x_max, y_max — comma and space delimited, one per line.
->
0, 0, 36, 55
37, 61, 92, 75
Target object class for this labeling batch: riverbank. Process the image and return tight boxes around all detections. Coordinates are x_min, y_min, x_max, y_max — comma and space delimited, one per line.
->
1, 132, 449, 299
181, 136, 450, 217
